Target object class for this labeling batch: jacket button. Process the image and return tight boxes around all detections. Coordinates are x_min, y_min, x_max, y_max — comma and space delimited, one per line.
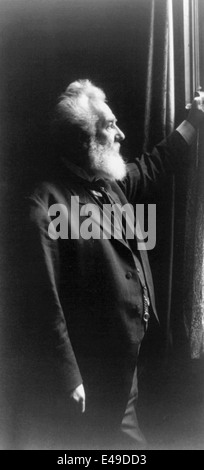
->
136, 267, 140, 273
126, 271, 133, 279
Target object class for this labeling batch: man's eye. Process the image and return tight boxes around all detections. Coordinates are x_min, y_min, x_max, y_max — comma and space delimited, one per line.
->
106, 123, 114, 130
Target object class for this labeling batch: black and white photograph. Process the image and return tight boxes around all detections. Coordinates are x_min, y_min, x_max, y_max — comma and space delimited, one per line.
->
0, 0, 204, 453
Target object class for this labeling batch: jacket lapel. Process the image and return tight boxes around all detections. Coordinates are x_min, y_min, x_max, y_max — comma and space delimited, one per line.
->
111, 182, 158, 320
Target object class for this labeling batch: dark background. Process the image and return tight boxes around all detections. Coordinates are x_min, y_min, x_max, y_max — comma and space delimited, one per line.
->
0, 0, 203, 449
0, 0, 153, 186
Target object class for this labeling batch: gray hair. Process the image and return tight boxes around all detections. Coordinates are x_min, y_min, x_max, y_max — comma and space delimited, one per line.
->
56, 79, 106, 135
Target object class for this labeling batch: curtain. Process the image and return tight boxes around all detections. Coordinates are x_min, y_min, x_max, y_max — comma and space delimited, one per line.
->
182, 0, 204, 359
143, 0, 175, 152
142, 0, 175, 351
183, 125, 204, 358
143, 0, 204, 359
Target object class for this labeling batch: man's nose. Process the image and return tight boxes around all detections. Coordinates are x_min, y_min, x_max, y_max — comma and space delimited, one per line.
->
115, 126, 125, 142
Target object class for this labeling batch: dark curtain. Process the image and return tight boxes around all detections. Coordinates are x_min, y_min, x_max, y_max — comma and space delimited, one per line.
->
143, 0, 204, 361
141, 0, 176, 354
181, 0, 204, 359
143, 0, 175, 151
183, 121, 204, 358
138, 1, 204, 449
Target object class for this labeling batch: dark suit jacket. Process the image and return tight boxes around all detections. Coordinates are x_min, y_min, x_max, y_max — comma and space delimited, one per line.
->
21, 130, 188, 432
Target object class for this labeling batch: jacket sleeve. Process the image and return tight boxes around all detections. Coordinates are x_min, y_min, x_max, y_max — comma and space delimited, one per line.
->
119, 130, 189, 203
24, 190, 82, 394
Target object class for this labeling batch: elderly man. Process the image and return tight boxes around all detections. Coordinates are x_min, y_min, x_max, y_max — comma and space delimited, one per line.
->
22, 80, 203, 450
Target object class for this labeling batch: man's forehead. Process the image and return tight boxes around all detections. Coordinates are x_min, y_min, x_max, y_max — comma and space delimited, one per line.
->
95, 101, 116, 122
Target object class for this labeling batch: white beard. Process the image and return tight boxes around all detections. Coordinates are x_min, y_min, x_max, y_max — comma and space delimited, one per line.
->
88, 138, 127, 181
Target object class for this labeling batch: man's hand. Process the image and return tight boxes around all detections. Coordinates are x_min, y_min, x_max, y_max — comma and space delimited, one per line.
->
187, 95, 204, 129
70, 384, 86, 413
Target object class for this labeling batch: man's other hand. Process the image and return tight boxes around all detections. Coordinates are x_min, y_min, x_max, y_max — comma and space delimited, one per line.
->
70, 384, 86, 413
187, 95, 204, 129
